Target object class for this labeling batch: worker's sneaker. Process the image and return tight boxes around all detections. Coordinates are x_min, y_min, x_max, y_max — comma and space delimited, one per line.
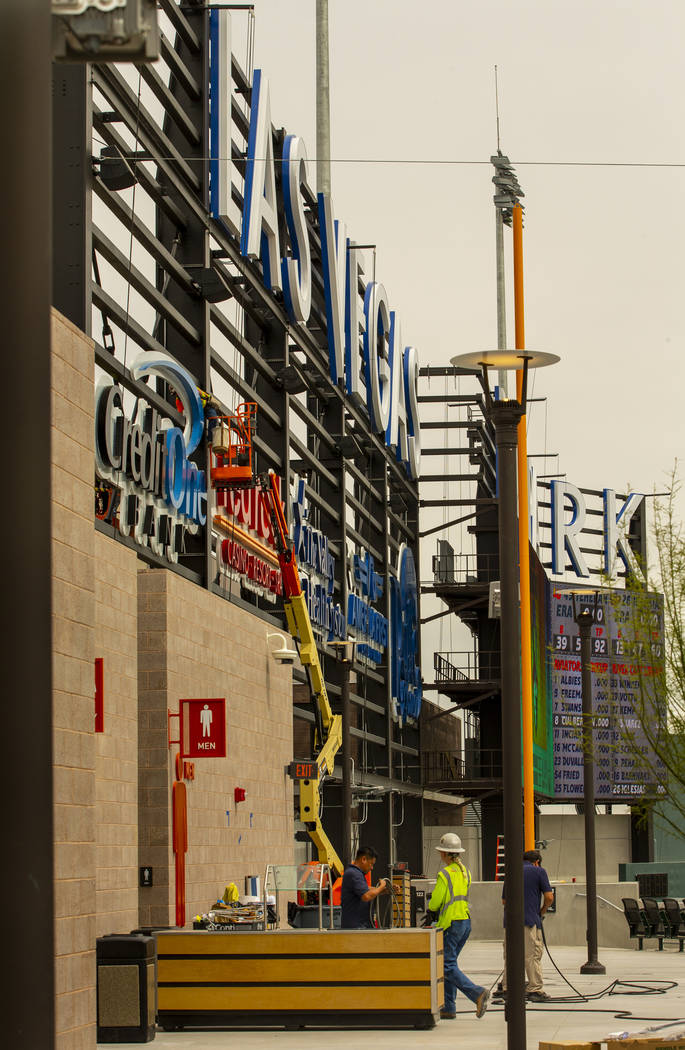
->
527, 990, 550, 1002
439, 1009, 457, 1019
476, 988, 490, 1018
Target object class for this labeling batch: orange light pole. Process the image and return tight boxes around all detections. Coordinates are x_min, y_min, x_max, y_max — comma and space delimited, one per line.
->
513, 203, 535, 852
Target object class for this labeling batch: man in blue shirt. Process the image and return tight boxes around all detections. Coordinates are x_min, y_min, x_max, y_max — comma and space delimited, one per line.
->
501, 849, 554, 1002
340, 845, 390, 928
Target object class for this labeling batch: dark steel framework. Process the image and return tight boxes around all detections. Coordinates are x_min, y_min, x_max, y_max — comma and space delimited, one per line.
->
418, 366, 649, 880
52, 1, 423, 874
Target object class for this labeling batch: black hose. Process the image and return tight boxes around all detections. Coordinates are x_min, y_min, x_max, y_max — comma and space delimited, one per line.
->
480, 921, 683, 1024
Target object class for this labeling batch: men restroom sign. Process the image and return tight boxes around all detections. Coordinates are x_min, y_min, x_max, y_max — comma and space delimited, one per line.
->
181, 698, 226, 758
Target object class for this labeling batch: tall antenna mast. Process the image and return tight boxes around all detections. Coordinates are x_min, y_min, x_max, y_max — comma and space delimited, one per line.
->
315, 0, 331, 196
490, 78, 524, 393
495, 65, 501, 152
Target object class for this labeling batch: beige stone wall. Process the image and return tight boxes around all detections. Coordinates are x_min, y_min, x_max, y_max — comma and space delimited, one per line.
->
138, 570, 295, 926
94, 531, 139, 936
52, 309, 97, 1050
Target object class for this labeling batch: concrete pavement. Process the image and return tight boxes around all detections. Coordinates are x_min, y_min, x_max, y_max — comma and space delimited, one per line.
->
101, 940, 685, 1049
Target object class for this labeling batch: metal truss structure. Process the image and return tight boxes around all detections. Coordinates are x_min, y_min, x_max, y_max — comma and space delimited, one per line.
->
52, 0, 426, 872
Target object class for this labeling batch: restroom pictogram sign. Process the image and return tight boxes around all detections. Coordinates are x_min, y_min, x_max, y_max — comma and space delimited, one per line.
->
181, 698, 226, 758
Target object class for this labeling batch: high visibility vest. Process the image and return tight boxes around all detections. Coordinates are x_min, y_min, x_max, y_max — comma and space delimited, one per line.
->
428, 863, 471, 928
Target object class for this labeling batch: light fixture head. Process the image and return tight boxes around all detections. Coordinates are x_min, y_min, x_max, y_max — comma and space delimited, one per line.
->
450, 349, 559, 371
266, 632, 298, 666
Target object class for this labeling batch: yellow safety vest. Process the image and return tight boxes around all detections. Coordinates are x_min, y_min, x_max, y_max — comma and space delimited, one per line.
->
428, 862, 471, 929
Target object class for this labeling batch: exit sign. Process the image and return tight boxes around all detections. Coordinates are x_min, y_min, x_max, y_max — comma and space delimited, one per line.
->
287, 760, 318, 780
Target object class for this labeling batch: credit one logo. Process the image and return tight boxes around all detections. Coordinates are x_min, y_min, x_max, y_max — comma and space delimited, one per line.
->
95, 354, 207, 563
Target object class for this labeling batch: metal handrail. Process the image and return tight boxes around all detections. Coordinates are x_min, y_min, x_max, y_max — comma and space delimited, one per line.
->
432, 551, 499, 584
422, 748, 503, 783
433, 650, 501, 681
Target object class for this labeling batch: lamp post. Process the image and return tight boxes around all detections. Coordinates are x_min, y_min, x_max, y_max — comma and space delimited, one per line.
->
451, 348, 558, 1050
570, 591, 606, 976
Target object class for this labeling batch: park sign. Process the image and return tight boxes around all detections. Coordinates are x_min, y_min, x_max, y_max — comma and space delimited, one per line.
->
532, 470, 647, 585
208, 10, 421, 481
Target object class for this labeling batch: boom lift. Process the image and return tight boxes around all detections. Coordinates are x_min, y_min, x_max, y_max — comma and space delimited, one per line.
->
209, 407, 344, 878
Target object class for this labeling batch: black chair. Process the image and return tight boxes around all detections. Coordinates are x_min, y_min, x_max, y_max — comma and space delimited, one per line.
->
662, 899, 685, 951
640, 897, 665, 950
622, 897, 648, 949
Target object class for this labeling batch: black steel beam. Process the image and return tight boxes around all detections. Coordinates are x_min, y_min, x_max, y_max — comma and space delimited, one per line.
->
53, 63, 91, 331
3, 4, 54, 1046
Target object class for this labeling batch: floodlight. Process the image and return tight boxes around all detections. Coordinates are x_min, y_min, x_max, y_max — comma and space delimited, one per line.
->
52, 0, 159, 62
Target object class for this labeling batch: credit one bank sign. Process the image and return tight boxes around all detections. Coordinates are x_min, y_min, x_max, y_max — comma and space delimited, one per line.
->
95, 354, 207, 564
208, 12, 420, 480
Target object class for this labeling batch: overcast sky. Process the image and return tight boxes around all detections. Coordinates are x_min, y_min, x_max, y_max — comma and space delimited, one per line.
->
247, 0, 683, 513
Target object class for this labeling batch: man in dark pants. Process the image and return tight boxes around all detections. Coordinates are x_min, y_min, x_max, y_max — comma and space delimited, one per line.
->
501, 849, 555, 1001
340, 845, 390, 929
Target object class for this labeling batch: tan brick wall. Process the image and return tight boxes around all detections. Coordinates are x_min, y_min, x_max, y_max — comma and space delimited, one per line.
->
94, 531, 139, 936
138, 570, 295, 926
52, 309, 97, 1050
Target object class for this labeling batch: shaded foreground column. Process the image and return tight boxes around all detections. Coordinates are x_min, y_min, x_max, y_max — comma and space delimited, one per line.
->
493, 402, 526, 1050
1, 2, 55, 1048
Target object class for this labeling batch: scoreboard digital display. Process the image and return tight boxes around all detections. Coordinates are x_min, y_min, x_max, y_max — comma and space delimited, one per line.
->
550, 589, 666, 801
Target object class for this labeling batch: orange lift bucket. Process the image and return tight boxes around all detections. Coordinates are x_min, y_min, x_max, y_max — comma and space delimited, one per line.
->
208, 402, 257, 489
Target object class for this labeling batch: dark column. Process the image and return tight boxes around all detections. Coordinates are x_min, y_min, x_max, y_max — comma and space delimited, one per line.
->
576, 608, 606, 975
340, 656, 353, 867
630, 807, 654, 863
492, 403, 525, 1050
2, 3, 55, 1047
52, 63, 91, 332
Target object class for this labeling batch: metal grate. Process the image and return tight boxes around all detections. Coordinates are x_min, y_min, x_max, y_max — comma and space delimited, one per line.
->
636, 873, 668, 899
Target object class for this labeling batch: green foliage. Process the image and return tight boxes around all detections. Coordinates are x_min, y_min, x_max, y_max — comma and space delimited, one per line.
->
621, 470, 685, 839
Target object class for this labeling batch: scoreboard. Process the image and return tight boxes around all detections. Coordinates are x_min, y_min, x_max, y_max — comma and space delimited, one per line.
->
550, 588, 666, 802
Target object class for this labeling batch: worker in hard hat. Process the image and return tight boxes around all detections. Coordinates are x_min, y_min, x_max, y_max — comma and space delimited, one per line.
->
427, 832, 489, 1020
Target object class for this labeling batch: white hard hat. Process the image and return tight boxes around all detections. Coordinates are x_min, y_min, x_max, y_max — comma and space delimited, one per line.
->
435, 832, 465, 854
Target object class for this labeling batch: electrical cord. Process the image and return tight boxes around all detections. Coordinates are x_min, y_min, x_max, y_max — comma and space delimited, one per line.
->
539, 921, 678, 1004
371, 877, 403, 930
479, 921, 682, 1025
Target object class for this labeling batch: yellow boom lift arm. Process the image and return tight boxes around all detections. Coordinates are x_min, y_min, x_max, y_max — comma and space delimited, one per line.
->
258, 471, 343, 879
207, 404, 344, 878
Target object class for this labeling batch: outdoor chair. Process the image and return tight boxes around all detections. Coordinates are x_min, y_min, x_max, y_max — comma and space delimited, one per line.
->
621, 897, 648, 949
640, 897, 665, 949
661, 899, 685, 951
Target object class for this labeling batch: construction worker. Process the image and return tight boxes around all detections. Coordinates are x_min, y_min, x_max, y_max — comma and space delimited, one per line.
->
427, 832, 489, 1020
340, 845, 390, 929
500, 849, 554, 1002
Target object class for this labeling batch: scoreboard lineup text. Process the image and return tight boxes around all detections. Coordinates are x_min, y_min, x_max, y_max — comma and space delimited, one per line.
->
550, 589, 665, 801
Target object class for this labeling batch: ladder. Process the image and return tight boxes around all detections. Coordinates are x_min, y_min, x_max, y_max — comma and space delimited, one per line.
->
494, 835, 505, 881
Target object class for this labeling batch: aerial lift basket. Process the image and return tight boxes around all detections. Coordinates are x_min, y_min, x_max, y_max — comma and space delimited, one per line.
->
209, 402, 257, 489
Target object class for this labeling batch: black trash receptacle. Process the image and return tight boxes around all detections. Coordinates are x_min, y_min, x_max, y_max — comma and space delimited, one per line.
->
96, 933, 156, 1043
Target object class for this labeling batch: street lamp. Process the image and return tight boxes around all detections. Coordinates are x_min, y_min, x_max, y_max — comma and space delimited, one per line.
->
451, 348, 559, 1050
561, 588, 607, 976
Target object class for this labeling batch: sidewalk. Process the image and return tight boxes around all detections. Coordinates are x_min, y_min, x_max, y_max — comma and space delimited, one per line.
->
102, 941, 685, 1049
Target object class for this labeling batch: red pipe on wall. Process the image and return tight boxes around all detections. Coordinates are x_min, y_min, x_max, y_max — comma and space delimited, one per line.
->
172, 779, 188, 927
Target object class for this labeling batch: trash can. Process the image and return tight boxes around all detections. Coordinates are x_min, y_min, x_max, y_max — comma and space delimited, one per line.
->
96, 933, 156, 1043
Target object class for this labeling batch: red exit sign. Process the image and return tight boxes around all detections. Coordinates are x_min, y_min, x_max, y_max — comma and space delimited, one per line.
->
181, 698, 226, 758
287, 761, 318, 780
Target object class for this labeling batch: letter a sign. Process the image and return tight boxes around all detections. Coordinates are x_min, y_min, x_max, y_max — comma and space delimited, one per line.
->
181, 698, 227, 758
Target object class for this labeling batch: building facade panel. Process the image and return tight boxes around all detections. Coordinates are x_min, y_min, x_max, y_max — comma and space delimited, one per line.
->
52, 309, 97, 1050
